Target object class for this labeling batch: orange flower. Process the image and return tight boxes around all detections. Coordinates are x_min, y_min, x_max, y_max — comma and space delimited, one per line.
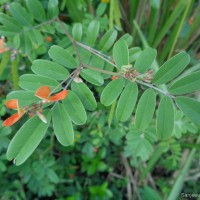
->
35, 86, 68, 102
3, 100, 26, 127
0, 39, 8, 54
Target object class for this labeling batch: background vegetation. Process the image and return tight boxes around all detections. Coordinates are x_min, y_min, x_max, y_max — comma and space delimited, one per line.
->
0, 0, 200, 199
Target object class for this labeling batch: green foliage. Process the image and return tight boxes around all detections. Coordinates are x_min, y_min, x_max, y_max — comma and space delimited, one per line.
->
116, 82, 138, 122
153, 52, 190, 85
134, 47, 157, 73
101, 78, 125, 106
52, 103, 74, 146
156, 97, 174, 140
135, 89, 156, 130
113, 39, 129, 69
7, 111, 51, 165
0, 0, 200, 199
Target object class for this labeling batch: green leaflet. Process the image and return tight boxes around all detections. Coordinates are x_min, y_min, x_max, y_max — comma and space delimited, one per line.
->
6, 110, 51, 166
0, 13, 22, 33
135, 89, 156, 130
119, 33, 133, 47
26, 0, 46, 22
98, 29, 118, 52
0, 26, 19, 36
31, 59, 69, 80
19, 74, 60, 92
86, 20, 100, 46
72, 23, 82, 41
42, 24, 55, 34
47, 0, 59, 19
156, 96, 174, 140
152, 52, 190, 85
80, 69, 104, 86
100, 78, 125, 106
134, 47, 157, 73
116, 82, 138, 122
175, 96, 200, 126
19, 33, 32, 55
113, 39, 129, 70
125, 127, 153, 161
129, 47, 141, 63
52, 103, 74, 146
169, 71, 200, 95
9, 2, 33, 27
7, 91, 38, 108
71, 81, 97, 111
89, 56, 104, 70
48, 45, 77, 69
27, 29, 44, 46
62, 91, 87, 125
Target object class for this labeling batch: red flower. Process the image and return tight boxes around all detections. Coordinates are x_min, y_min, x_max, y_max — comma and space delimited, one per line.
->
35, 86, 68, 102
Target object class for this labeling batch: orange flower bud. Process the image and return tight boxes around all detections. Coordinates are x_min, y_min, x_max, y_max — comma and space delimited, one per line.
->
45, 36, 52, 43
0, 39, 8, 54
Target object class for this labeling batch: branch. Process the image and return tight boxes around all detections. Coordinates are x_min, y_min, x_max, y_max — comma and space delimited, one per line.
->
121, 153, 141, 200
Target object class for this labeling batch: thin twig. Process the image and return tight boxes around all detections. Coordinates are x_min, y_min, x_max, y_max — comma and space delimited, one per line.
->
76, 41, 117, 67
83, 64, 120, 76
121, 153, 141, 200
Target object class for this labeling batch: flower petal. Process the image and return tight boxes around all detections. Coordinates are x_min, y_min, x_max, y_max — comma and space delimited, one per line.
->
35, 86, 51, 100
6, 99, 19, 109
48, 90, 68, 101
3, 112, 24, 126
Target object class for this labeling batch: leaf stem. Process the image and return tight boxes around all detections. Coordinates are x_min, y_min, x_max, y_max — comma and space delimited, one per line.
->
83, 64, 120, 76
136, 80, 175, 99
76, 41, 117, 68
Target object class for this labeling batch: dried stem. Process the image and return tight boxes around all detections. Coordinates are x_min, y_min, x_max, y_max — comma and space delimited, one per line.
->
121, 153, 141, 200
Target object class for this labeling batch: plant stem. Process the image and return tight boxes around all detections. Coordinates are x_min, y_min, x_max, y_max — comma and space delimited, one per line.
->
76, 41, 116, 67
167, 135, 200, 200
83, 64, 120, 76
136, 80, 175, 99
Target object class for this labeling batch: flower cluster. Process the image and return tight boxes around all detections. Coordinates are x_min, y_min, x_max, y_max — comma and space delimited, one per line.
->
3, 86, 68, 126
